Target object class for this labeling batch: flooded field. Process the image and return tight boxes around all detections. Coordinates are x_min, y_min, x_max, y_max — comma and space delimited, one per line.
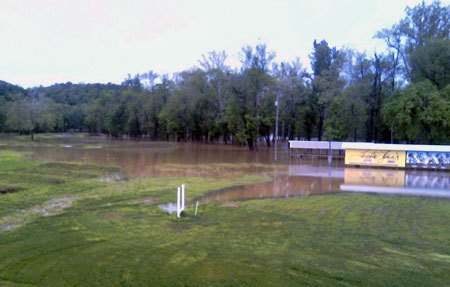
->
2, 134, 449, 201
1, 134, 450, 286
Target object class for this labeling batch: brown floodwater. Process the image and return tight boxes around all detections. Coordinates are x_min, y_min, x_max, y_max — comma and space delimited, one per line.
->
1, 134, 449, 201
7, 135, 283, 177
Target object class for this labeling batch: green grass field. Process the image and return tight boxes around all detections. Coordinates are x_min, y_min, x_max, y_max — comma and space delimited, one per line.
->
0, 150, 449, 286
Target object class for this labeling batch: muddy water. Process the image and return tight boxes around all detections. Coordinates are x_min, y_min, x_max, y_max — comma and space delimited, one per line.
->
200, 166, 450, 202
2, 134, 450, 201
8, 136, 282, 177
199, 175, 341, 203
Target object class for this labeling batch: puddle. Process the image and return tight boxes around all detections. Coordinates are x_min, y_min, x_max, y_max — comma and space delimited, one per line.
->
200, 175, 340, 203
158, 203, 178, 214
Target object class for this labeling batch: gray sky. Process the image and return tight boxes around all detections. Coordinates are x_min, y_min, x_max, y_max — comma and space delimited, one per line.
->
0, 0, 432, 87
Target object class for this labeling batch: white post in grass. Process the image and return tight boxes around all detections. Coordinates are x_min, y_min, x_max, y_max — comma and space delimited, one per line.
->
181, 184, 185, 211
195, 201, 199, 216
177, 186, 181, 218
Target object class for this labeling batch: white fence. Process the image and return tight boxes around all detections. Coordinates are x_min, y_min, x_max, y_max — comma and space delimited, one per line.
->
289, 141, 344, 150
289, 141, 450, 153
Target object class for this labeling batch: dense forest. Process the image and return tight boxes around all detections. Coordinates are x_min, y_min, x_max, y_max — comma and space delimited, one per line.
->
1, 1, 449, 148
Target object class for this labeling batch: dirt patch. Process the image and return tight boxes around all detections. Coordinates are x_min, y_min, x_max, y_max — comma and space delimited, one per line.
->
316, 210, 328, 218
170, 221, 191, 232
46, 178, 65, 185
0, 187, 24, 195
221, 202, 241, 208
101, 212, 124, 220
142, 197, 159, 205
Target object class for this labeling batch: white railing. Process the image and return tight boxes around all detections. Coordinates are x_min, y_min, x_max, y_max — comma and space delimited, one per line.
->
289, 141, 450, 152
289, 141, 344, 150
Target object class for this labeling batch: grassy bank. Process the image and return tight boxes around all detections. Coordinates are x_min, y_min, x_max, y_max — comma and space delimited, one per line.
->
0, 150, 449, 286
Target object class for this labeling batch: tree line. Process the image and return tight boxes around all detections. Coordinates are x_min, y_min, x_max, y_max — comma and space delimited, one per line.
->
0, 1, 449, 148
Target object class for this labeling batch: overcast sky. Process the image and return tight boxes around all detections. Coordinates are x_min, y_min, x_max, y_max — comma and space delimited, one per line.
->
0, 0, 436, 87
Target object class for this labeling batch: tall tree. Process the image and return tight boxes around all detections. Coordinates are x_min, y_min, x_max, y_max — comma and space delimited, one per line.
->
382, 80, 450, 144
274, 60, 308, 140
239, 44, 275, 150
324, 51, 369, 141
409, 38, 450, 89
310, 39, 344, 140
5, 97, 33, 135
376, 0, 450, 82
199, 51, 232, 142
146, 75, 172, 140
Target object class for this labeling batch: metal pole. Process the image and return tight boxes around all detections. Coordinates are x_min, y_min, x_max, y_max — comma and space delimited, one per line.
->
328, 141, 332, 165
275, 93, 279, 162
